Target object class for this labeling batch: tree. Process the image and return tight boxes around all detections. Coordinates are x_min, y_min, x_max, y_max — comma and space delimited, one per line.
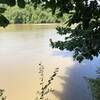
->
0, 0, 25, 27
31, 0, 100, 62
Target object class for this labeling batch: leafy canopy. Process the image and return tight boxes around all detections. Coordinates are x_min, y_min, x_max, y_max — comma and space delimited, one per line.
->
31, 0, 100, 62
0, 0, 25, 27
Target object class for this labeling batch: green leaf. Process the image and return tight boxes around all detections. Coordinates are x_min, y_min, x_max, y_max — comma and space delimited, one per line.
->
17, 0, 25, 8
0, 0, 16, 6
0, 14, 9, 28
7, 0, 16, 6
0, 8, 6, 13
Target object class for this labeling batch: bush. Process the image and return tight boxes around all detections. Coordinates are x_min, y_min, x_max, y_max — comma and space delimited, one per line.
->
88, 67, 100, 100
4, 4, 67, 24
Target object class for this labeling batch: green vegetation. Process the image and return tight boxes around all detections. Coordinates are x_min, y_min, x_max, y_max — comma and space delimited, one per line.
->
31, 0, 100, 62
88, 68, 100, 100
89, 79, 100, 100
4, 4, 67, 24
0, 0, 25, 27
0, 1, 100, 99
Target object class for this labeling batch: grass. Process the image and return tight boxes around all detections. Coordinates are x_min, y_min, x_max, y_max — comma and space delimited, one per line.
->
88, 67, 100, 100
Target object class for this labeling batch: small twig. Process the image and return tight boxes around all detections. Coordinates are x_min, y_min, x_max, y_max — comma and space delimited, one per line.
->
36, 63, 59, 100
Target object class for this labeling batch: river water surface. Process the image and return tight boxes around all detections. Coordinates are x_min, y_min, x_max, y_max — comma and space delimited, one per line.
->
0, 24, 99, 100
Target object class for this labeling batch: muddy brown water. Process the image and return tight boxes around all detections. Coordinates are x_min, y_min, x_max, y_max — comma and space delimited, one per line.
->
0, 24, 98, 100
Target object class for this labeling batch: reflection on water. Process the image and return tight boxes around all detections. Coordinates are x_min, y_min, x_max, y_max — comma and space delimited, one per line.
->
0, 24, 98, 100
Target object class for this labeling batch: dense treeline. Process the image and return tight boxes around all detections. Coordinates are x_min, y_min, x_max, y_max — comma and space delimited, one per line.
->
4, 4, 67, 24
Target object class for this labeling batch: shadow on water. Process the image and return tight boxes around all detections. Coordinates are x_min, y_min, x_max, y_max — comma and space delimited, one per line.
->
52, 50, 73, 57
52, 50, 100, 100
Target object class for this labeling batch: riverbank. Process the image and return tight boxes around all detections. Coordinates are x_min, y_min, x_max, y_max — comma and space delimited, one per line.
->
0, 23, 60, 32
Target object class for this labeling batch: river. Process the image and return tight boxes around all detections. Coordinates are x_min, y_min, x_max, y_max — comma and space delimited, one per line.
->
0, 24, 99, 100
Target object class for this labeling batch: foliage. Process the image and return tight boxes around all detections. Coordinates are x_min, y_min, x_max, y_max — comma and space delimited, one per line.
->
89, 79, 100, 100
30, 0, 100, 62
88, 67, 100, 100
36, 63, 59, 100
4, 4, 66, 24
0, 0, 25, 27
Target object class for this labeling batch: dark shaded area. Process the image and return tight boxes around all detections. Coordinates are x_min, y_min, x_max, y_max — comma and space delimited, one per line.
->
53, 50, 100, 100
89, 78, 100, 100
